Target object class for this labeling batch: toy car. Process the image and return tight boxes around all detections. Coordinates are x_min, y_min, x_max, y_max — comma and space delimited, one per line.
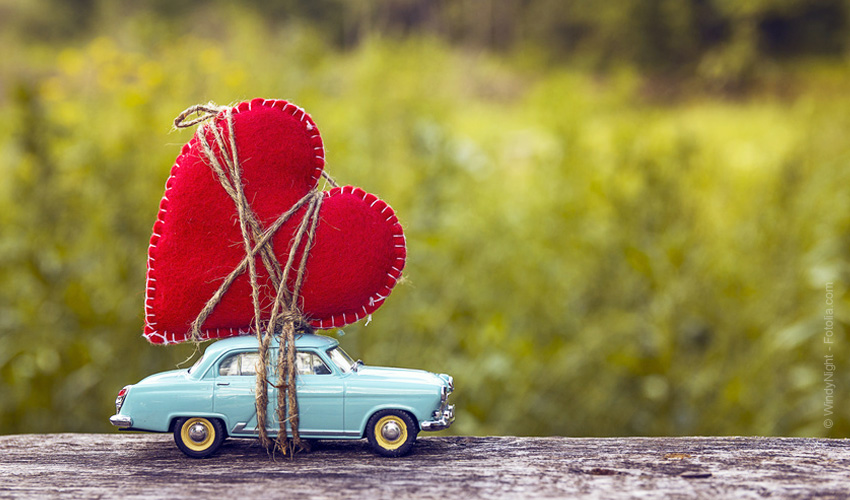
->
109, 334, 454, 458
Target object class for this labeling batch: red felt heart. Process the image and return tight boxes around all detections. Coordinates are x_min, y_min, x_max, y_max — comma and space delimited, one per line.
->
143, 98, 406, 344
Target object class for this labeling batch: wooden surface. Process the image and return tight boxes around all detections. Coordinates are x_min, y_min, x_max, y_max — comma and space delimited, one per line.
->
1, 434, 848, 499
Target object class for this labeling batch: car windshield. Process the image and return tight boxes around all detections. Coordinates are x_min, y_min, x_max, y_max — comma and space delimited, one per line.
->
326, 346, 356, 373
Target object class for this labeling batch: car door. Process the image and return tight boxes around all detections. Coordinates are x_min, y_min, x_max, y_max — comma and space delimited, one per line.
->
212, 350, 264, 436
213, 349, 346, 437
289, 350, 346, 437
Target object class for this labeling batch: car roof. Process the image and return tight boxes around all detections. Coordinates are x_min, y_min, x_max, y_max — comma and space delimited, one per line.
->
202, 333, 340, 359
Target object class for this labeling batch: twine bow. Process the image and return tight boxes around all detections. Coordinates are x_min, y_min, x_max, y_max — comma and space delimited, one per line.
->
174, 102, 337, 455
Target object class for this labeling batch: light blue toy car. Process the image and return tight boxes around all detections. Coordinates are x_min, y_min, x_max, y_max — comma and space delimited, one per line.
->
110, 334, 454, 458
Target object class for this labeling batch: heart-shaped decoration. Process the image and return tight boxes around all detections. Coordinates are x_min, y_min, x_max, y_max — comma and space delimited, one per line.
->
143, 98, 406, 344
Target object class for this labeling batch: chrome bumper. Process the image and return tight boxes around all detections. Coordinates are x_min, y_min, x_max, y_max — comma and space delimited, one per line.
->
421, 404, 455, 431
109, 414, 133, 428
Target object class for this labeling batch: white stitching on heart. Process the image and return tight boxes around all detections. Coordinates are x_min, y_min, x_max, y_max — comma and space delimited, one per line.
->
302, 186, 406, 330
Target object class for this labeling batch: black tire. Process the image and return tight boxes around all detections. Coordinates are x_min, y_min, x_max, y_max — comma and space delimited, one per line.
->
366, 410, 418, 457
173, 417, 225, 459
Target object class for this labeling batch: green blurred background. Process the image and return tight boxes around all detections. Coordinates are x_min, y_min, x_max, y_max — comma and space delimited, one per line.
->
1, 0, 848, 437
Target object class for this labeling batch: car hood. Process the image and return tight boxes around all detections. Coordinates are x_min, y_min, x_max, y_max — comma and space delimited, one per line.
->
352, 365, 445, 387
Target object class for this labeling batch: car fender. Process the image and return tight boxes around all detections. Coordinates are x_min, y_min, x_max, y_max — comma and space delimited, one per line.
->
357, 404, 424, 437
168, 413, 231, 434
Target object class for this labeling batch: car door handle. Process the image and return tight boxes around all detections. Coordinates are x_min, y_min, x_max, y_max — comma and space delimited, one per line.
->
217, 382, 230, 386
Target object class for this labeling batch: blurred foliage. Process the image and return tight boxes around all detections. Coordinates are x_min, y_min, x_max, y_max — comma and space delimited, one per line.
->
3, 0, 849, 94
0, 2, 848, 438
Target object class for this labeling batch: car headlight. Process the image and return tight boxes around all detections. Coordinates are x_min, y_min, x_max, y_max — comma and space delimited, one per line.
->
441, 382, 453, 405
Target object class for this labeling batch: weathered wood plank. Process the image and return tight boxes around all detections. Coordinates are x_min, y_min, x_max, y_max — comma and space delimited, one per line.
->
1, 434, 848, 499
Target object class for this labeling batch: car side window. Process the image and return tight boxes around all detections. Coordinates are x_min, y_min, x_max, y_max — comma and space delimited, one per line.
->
218, 352, 260, 376
296, 352, 331, 375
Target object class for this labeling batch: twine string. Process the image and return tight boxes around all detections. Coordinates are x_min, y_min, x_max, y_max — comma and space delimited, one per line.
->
188, 191, 316, 342
174, 103, 226, 129
214, 115, 286, 288
195, 113, 286, 307
177, 103, 288, 292
175, 102, 328, 455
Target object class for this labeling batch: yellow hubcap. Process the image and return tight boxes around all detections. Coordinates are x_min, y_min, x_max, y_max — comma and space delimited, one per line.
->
374, 415, 407, 450
181, 418, 214, 451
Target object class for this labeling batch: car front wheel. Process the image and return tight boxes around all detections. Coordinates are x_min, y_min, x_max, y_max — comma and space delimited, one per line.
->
173, 417, 225, 458
366, 410, 417, 457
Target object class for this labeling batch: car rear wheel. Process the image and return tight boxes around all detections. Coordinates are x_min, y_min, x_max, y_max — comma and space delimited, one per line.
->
366, 410, 417, 457
173, 417, 225, 458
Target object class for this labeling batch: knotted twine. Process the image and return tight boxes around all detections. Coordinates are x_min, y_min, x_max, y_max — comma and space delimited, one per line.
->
174, 102, 338, 456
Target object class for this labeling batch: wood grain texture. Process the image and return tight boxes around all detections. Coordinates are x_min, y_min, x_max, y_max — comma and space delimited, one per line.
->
1, 434, 848, 499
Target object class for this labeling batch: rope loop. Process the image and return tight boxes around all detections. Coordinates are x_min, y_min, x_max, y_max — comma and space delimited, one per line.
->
175, 101, 325, 456
173, 103, 228, 129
